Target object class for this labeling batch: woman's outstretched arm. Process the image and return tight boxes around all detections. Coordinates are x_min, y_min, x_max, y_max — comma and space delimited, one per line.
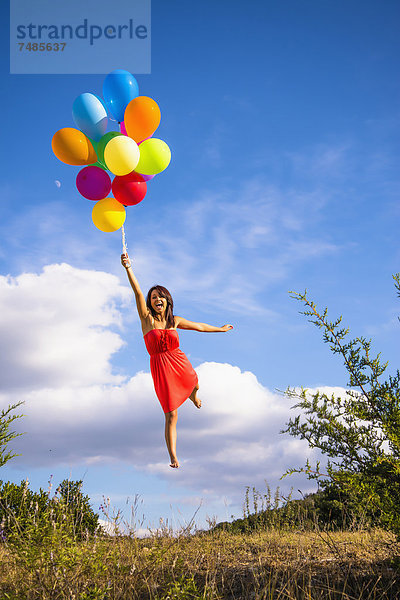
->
121, 253, 149, 320
175, 316, 233, 332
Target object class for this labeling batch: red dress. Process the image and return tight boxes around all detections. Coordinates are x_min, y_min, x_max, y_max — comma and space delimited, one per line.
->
144, 328, 198, 413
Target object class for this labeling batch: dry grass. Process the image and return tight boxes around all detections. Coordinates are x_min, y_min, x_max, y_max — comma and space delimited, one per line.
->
0, 527, 399, 599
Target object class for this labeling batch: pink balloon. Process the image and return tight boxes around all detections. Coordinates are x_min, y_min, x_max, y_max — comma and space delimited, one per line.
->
76, 166, 112, 200
120, 121, 128, 136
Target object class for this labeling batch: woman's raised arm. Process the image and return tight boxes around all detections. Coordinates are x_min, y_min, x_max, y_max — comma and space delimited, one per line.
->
175, 316, 233, 332
121, 253, 149, 321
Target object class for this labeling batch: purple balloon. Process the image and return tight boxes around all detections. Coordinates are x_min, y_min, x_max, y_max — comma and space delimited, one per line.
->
76, 166, 112, 200
137, 172, 155, 181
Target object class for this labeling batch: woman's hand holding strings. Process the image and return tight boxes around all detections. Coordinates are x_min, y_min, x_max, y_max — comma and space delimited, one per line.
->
121, 253, 131, 269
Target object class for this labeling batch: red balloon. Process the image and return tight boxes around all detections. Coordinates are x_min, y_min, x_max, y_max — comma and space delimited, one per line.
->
112, 172, 147, 206
76, 166, 111, 200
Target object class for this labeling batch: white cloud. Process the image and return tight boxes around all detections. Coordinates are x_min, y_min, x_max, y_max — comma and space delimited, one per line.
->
0, 264, 129, 389
6, 361, 322, 501
0, 263, 331, 507
286, 142, 352, 180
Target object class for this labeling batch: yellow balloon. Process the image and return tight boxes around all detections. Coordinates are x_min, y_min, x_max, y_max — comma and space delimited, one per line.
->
104, 136, 140, 176
92, 197, 126, 232
135, 138, 171, 175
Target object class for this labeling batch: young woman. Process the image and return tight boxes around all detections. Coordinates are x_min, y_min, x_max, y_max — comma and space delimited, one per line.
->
121, 252, 233, 469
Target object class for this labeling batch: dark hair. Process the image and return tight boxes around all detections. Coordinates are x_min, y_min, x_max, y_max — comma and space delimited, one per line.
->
146, 285, 175, 329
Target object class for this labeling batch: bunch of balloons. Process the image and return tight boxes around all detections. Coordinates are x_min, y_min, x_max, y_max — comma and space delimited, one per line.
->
51, 69, 171, 233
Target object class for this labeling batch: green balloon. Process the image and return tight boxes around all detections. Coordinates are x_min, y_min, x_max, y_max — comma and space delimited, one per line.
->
89, 160, 108, 170
87, 137, 109, 170
97, 132, 123, 164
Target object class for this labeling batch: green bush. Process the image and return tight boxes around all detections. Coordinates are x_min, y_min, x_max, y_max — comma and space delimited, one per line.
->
283, 273, 400, 537
0, 478, 100, 545
312, 478, 378, 530
58, 479, 100, 538
0, 402, 24, 468
215, 482, 379, 534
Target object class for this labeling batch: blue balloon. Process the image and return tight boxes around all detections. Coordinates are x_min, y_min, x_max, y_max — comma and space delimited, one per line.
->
102, 69, 139, 123
72, 93, 108, 142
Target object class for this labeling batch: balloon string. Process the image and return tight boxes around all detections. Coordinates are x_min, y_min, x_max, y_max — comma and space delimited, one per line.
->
121, 224, 127, 256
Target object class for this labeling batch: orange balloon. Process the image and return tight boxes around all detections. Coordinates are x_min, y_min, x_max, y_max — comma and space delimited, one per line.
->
124, 96, 161, 143
52, 127, 97, 165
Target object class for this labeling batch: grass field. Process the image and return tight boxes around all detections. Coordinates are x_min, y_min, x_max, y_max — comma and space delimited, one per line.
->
0, 526, 399, 599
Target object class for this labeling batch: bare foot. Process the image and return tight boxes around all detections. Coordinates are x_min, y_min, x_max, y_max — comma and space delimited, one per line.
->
189, 386, 201, 409
169, 456, 180, 469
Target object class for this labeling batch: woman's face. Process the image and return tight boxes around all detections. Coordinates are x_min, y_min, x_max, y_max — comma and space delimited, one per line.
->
150, 290, 167, 315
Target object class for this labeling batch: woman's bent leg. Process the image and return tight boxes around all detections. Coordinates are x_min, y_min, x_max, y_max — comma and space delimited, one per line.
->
165, 409, 179, 468
189, 383, 201, 409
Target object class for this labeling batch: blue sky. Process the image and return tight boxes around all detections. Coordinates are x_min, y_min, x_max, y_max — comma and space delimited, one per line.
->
1, 0, 399, 532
